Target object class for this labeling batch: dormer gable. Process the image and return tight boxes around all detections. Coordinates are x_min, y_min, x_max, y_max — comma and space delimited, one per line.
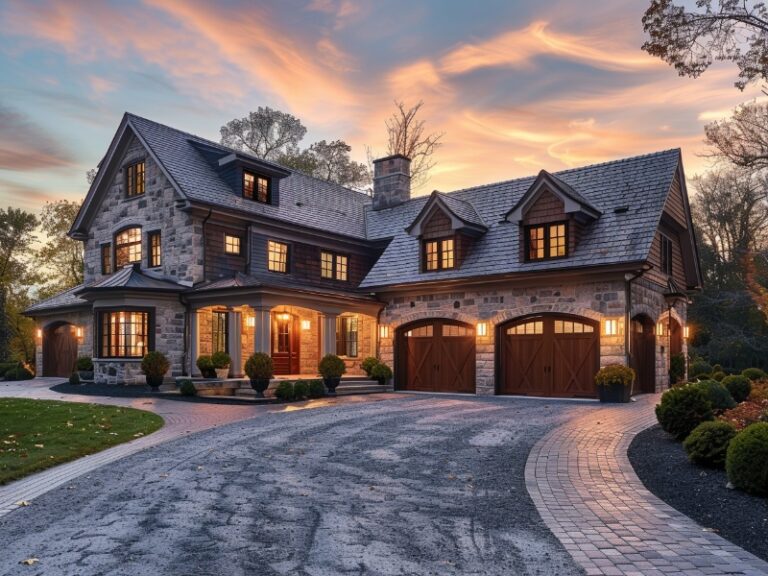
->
505, 170, 601, 225
406, 191, 487, 238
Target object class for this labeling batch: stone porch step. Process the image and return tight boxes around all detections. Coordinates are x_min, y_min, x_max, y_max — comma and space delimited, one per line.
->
234, 380, 392, 397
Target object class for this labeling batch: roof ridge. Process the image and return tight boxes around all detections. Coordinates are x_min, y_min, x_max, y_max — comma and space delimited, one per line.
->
125, 112, 372, 201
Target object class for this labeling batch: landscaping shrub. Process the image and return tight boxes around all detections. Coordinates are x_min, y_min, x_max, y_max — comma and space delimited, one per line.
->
595, 364, 635, 388
669, 353, 686, 384
179, 379, 197, 396
68, 371, 80, 386
196, 355, 215, 378
711, 371, 727, 382
141, 351, 169, 382
726, 423, 768, 496
361, 356, 380, 377
655, 385, 714, 440
683, 421, 737, 468
695, 379, 736, 411
689, 359, 712, 379
0, 362, 17, 377
741, 367, 767, 382
370, 362, 393, 384
712, 364, 723, 373
274, 381, 294, 401
244, 352, 274, 381
308, 379, 325, 398
211, 351, 231, 369
293, 380, 309, 400
318, 354, 346, 379
5, 365, 34, 381
722, 375, 752, 403
75, 356, 94, 371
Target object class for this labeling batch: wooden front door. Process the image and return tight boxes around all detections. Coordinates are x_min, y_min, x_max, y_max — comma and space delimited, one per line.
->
271, 314, 300, 375
631, 317, 656, 394
42, 322, 78, 377
396, 320, 475, 393
499, 315, 599, 398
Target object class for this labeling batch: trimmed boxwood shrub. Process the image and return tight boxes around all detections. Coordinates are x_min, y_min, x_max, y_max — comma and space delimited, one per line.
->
75, 356, 94, 371
741, 367, 767, 382
669, 353, 686, 384
69, 371, 81, 386
0, 362, 17, 377
196, 355, 215, 378
211, 351, 231, 369
308, 379, 325, 399
711, 371, 727, 382
370, 362, 393, 384
293, 380, 309, 400
655, 384, 714, 440
722, 375, 752, 403
361, 357, 380, 377
695, 379, 736, 411
318, 354, 346, 379
5, 365, 34, 381
179, 379, 197, 396
726, 423, 768, 496
274, 381, 294, 401
689, 359, 712, 379
683, 420, 737, 468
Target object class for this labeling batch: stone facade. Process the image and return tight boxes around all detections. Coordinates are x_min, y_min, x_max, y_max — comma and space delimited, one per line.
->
34, 309, 93, 376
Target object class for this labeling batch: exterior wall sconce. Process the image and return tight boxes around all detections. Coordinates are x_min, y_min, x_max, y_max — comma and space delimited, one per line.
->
684, 326, 690, 339
75, 326, 84, 340
656, 322, 665, 337
301, 319, 311, 331
602, 318, 620, 336
476, 322, 488, 337
379, 325, 390, 339
36, 328, 42, 340
245, 317, 255, 328
278, 313, 291, 321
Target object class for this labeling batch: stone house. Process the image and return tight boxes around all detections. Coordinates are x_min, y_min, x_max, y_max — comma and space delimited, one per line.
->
25, 113, 701, 397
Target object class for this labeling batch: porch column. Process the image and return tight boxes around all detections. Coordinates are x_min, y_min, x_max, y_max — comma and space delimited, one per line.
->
253, 306, 272, 354
320, 313, 338, 357
190, 310, 200, 377
228, 310, 242, 377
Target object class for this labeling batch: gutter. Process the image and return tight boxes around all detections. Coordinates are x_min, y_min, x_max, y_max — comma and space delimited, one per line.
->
624, 264, 652, 396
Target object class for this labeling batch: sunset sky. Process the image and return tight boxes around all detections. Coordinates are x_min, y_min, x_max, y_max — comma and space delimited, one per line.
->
0, 0, 763, 212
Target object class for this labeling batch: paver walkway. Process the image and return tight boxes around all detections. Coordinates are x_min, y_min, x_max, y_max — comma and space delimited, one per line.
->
0, 378, 395, 518
526, 394, 768, 576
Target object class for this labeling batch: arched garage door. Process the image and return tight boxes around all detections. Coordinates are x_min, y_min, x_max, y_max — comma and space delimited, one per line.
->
498, 315, 599, 398
395, 319, 475, 393
42, 322, 78, 377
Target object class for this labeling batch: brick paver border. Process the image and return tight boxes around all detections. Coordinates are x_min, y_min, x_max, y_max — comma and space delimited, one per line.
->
525, 394, 768, 576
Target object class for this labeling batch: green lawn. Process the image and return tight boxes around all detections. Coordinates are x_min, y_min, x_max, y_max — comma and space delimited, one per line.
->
0, 398, 164, 485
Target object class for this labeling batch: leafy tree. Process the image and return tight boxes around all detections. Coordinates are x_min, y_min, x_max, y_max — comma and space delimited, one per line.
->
6, 287, 36, 364
642, 0, 768, 90
704, 101, 768, 170
385, 100, 443, 189
220, 107, 307, 160
36, 200, 84, 299
280, 140, 369, 188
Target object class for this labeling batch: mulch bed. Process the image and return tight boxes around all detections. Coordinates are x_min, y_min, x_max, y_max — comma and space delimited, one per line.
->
49, 382, 274, 405
628, 424, 768, 562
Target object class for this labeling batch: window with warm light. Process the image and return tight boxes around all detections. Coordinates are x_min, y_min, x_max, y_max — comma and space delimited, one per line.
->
224, 234, 241, 255
99, 310, 150, 358
243, 171, 270, 203
603, 318, 619, 336
526, 222, 568, 261
101, 243, 112, 275
320, 251, 348, 281
336, 315, 359, 357
212, 310, 228, 353
423, 237, 456, 271
148, 231, 161, 267
115, 227, 142, 267
126, 161, 145, 197
268, 240, 289, 273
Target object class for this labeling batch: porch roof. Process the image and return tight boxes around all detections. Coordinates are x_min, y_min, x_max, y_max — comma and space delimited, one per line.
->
75, 264, 187, 295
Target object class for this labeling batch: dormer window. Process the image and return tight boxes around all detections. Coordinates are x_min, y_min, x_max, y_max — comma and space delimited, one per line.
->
525, 222, 567, 261
126, 161, 145, 197
424, 237, 455, 271
243, 171, 270, 203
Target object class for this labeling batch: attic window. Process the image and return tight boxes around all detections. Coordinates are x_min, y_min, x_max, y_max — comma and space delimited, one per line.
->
126, 161, 145, 197
525, 222, 567, 261
423, 237, 455, 271
243, 171, 270, 204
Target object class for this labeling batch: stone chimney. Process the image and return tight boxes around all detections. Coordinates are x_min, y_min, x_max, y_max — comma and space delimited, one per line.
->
372, 154, 411, 210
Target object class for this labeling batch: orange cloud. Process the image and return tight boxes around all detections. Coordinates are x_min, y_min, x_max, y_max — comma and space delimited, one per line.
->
0, 105, 74, 171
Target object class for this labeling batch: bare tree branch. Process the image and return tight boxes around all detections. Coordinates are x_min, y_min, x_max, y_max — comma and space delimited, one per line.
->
385, 100, 444, 190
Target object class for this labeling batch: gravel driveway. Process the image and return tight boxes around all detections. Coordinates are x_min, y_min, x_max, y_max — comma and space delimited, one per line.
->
0, 395, 585, 576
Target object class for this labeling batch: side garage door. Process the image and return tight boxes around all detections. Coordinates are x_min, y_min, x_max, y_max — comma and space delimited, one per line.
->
499, 315, 599, 398
395, 320, 475, 393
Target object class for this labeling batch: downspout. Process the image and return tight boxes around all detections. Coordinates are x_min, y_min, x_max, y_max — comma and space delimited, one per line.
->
624, 264, 651, 397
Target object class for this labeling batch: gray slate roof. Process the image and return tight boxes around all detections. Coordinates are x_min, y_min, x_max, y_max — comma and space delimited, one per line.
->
127, 114, 371, 239
361, 149, 681, 288
78, 264, 186, 292
192, 272, 377, 301
24, 284, 88, 314
434, 192, 485, 228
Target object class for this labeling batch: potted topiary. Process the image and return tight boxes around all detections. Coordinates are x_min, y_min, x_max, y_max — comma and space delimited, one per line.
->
196, 355, 216, 378
319, 353, 346, 395
75, 356, 94, 381
361, 356, 380, 378
244, 352, 273, 397
370, 362, 393, 385
595, 364, 634, 403
141, 351, 170, 390
211, 351, 231, 379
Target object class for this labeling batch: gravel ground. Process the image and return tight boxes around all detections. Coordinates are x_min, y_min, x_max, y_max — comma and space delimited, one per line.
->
628, 424, 768, 562
0, 395, 583, 576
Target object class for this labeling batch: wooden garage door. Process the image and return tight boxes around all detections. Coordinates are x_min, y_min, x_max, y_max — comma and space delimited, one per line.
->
499, 315, 599, 398
396, 320, 475, 393
42, 323, 78, 377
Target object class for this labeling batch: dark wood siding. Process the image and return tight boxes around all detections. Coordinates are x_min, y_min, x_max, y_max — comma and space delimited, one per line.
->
422, 209, 452, 239
204, 222, 248, 280
663, 173, 687, 229
647, 226, 687, 288
525, 190, 565, 225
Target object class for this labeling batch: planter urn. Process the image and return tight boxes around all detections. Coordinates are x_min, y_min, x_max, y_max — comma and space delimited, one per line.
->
598, 382, 631, 403
146, 375, 164, 390
250, 377, 270, 398
324, 377, 341, 396
215, 368, 229, 380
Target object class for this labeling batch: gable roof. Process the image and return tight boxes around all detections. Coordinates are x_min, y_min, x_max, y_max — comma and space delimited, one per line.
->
405, 190, 487, 237
505, 169, 602, 223
23, 284, 89, 315
361, 149, 683, 288
71, 113, 372, 239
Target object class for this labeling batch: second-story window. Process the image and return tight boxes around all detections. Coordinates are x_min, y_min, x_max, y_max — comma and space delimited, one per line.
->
224, 234, 242, 255
526, 222, 567, 261
320, 251, 348, 281
661, 234, 673, 276
243, 171, 270, 203
101, 243, 112, 275
148, 231, 161, 267
268, 240, 289, 273
115, 227, 142, 267
424, 237, 455, 271
126, 161, 145, 197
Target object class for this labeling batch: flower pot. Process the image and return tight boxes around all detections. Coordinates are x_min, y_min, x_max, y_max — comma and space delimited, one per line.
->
324, 376, 341, 395
598, 382, 631, 403
146, 375, 164, 389
215, 367, 229, 380
77, 370, 94, 382
250, 377, 270, 398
